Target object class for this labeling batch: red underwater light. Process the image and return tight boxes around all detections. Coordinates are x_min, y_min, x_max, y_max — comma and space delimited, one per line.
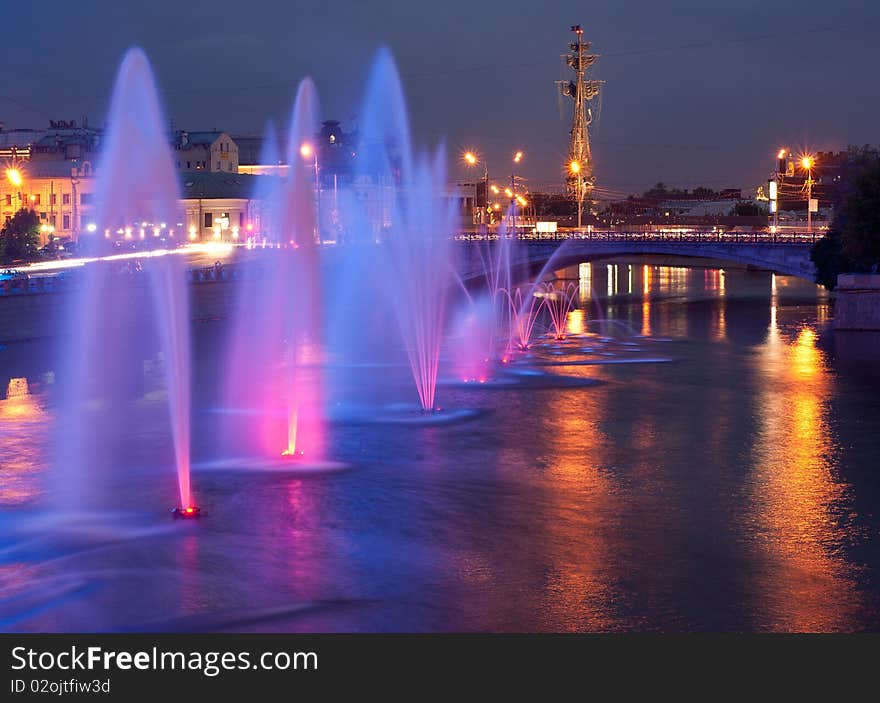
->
172, 506, 201, 519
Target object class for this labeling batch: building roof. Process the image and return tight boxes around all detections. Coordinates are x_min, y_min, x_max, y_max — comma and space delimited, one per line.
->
179, 171, 269, 199
175, 131, 226, 150
10, 161, 90, 178
0, 129, 43, 149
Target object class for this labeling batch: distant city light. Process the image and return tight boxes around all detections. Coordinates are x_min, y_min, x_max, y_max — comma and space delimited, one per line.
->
86, 223, 97, 232
463, 151, 477, 165
801, 155, 814, 170
777, 148, 787, 159
513, 151, 523, 163
300, 143, 313, 158
569, 160, 581, 174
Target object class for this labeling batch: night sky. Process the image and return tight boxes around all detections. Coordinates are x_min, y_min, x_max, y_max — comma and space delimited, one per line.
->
3, 0, 878, 196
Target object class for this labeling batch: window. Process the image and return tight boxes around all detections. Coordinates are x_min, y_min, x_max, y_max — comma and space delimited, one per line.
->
204, 212, 212, 228
80, 193, 93, 205
33, 194, 41, 205
187, 161, 191, 169
62, 193, 71, 205
239, 212, 244, 227
63, 215, 70, 229
50, 193, 57, 205
40, 212, 47, 220
50, 215, 56, 226
4, 194, 10, 206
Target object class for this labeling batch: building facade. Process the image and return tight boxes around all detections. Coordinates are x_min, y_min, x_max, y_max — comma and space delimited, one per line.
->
1, 161, 97, 246
173, 131, 239, 172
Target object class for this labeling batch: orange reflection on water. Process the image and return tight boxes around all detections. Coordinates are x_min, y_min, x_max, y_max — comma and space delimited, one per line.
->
713, 301, 727, 341
750, 326, 861, 631
536, 384, 624, 631
0, 378, 42, 421
0, 378, 48, 504
566, 309, 586, 336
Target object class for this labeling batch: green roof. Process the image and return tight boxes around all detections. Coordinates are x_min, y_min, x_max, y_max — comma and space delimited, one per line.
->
179, 171, 274, 199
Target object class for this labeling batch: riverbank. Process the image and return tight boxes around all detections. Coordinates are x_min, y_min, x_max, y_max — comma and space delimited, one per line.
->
834, 274, 880, 331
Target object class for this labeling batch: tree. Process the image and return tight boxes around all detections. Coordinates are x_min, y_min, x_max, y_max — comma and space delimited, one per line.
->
0, 209, 41, 263
731, 202, 768, 217
810, 147, 880, 289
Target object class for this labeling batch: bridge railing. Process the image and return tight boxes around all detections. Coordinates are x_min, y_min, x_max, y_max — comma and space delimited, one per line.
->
453, 230, 820, 245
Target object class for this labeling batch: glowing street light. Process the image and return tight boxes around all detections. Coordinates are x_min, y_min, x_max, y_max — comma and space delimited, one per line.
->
5, 168, 22, 188
569, 160, 581, 174
511, 151, 524, 234
800, 154, 816, 234
462, 150, 489, 225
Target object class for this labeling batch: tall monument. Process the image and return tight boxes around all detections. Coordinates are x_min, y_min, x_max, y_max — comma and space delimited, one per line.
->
557, 25, 602, 227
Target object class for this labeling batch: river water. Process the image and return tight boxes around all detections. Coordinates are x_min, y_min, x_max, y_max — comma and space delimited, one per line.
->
1, 258, 879, 632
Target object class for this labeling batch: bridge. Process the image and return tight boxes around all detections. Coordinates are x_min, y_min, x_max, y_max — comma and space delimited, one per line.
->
454, 231, 818, 283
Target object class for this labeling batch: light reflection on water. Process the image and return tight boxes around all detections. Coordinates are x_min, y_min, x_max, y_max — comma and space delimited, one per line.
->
1, 260, 879, 632
0, 378, 48, 505
749, 323, 862, 631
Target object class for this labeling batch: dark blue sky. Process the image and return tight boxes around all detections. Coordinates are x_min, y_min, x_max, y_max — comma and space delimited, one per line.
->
3, 0, 878, 195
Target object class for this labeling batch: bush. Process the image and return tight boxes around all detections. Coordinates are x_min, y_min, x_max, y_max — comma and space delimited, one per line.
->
0, 209, 41, 263
810, 147, 880, 289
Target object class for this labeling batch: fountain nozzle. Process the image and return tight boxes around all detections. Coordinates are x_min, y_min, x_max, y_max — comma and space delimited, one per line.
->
172, 506, 201, 519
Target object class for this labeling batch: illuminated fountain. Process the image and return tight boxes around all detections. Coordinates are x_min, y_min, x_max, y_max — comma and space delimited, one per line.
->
539, 282, 579, 340
53, 47, 196, 517
221, 79, 327, 466
447, 215, 518, 380
321, 47, 474, 423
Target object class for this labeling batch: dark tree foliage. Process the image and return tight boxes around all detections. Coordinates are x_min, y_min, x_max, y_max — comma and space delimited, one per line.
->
811, 146, 880, 289
0, 208, 41, 263
731, 201, 768, 217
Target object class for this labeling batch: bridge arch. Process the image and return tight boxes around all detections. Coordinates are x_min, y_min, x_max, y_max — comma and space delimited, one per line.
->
456, 237, 818, 284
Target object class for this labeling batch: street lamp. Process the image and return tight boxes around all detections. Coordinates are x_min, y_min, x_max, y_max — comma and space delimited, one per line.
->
801, 154, 815, 234
511, 151, 523, 235
769, 148, 787, 233
6, 168, 23, 188
462, 150, 489, 226
6, 167, 24, 210
300, 142, 320, 243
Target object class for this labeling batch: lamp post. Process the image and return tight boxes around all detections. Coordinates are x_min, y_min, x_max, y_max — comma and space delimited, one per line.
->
770, 148, 786, 233
6, 166, 23, 210
801, 155, 814, 235
300, 143, 320, 244
463, 151, 489, 227
512, 151, 523, 236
